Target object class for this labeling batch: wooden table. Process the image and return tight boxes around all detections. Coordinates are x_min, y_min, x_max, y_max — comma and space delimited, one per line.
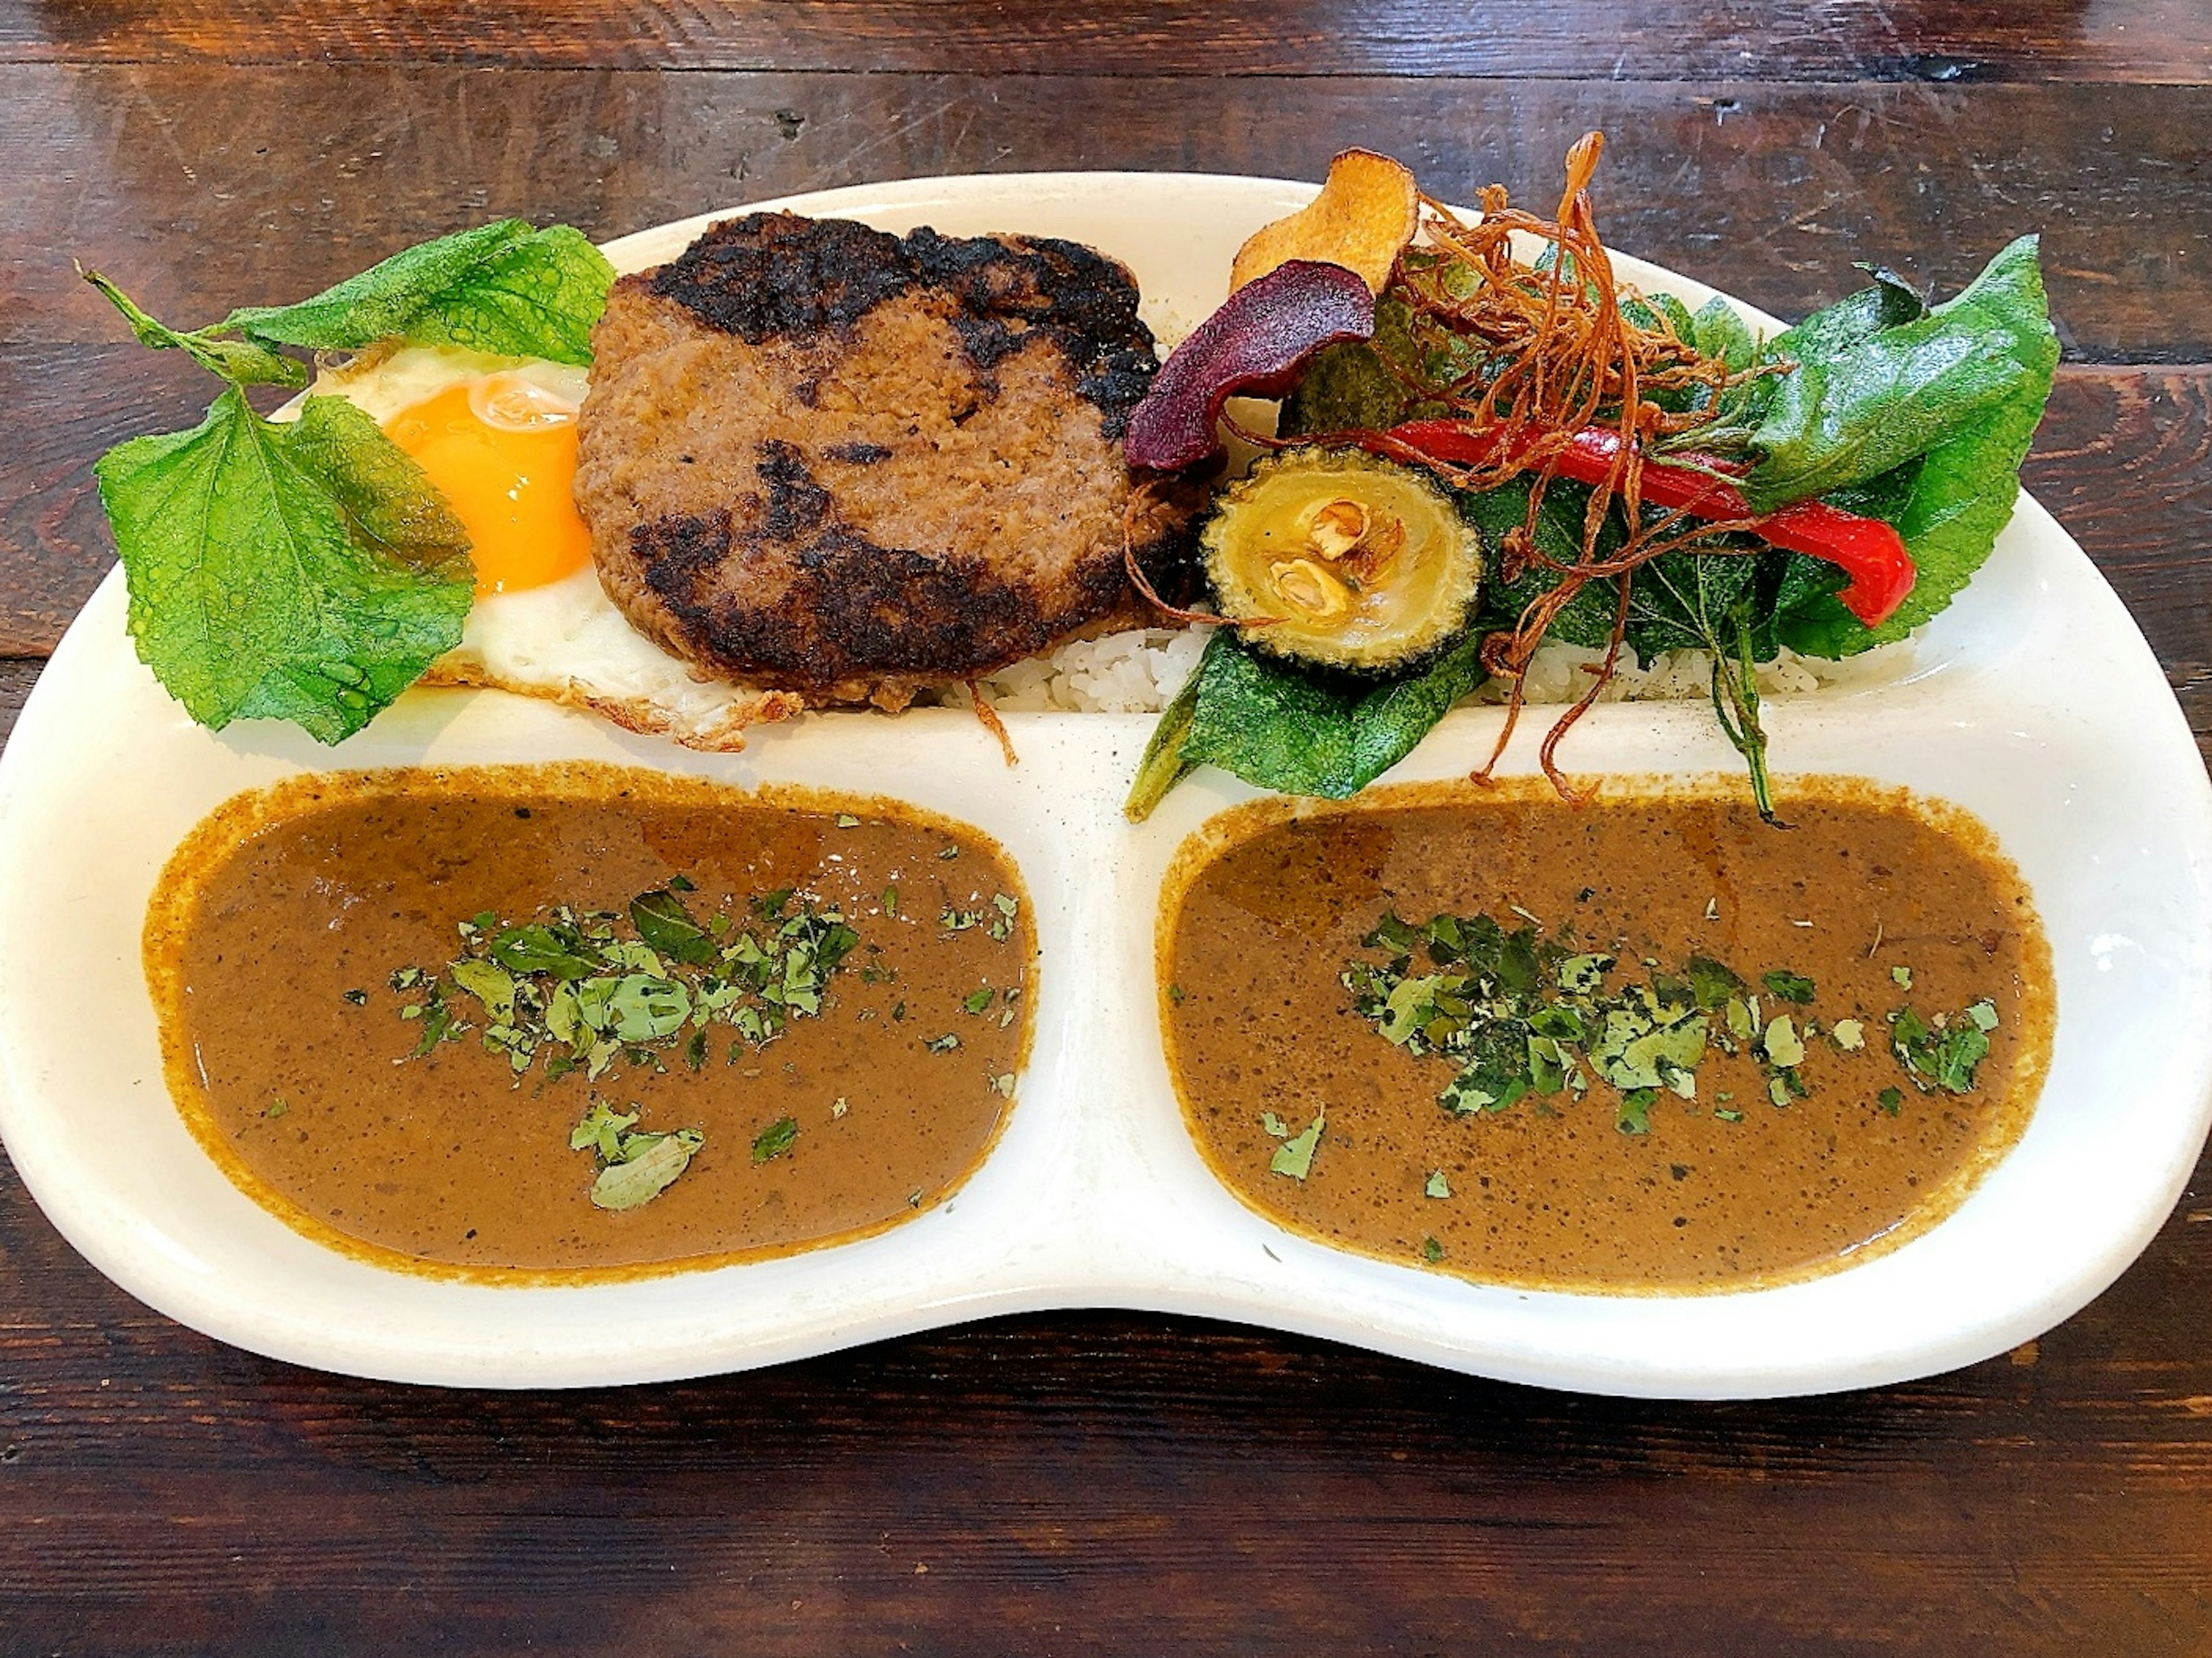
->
3, 5, 2209, 1652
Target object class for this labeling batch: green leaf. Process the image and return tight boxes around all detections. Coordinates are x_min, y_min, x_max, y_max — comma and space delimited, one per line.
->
751, 1116, 799, 1164
221, 221, 613, 366
1687, 294, 1759, 373
1749, 240, 2058, 656
80, 267, 306, 388
570, 1101, 640, 1155
1745, 240, 2048, 507
449, 958, 517, 1023
1684, 955, 1747, 1010
590, 1128, 704, 1210
1129, 630, 1486, 817
1270, 1113, 1325, 1181
1424, 1169, 1452, 1200
574, 973, 692, 1043
1762, 969, 1816, 1005
94, 388, 473, 743
1622, 547, 1762, 662
630, 888, 717, 966
491, 923, 602, 981
1761, 264, 1927, 375
1555, 953, 1612, 994
1763, 1015, 1807, 1068
1464, 477, 1623, 647
1122, 655, 1207, 821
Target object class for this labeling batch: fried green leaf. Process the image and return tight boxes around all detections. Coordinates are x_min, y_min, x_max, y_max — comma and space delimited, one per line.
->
220, 221, 613, 366
1125, 630, 1487, 819
94, 388, 473, 743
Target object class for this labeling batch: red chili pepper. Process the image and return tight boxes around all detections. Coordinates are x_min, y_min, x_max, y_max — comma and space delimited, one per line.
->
1376, 419, 1916, 628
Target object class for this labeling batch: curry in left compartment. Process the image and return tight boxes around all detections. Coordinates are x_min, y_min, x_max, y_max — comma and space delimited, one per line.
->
144, 763, 1032, 1277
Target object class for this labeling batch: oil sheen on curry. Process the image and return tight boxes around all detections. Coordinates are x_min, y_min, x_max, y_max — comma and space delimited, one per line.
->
1160, 779, 2053, 1292
145, 764, 1032, 1278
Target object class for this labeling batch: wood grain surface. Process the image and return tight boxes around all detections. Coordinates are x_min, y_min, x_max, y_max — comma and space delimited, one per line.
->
5, 0, 2208, 84
9, 69, 2209, 362
2, 7, 2209, 1655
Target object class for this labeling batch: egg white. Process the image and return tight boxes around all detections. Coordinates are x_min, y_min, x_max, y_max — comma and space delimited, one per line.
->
313, 346, 802, 749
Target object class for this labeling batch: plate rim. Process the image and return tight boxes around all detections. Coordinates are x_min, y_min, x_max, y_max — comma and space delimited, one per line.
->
2, 170, 2208, 1397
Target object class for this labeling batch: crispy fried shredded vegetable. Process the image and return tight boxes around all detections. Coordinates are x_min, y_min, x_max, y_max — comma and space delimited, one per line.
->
1257, 132, 1793, 805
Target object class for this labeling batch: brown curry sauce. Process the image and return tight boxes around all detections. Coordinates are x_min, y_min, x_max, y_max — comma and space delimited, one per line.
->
1160, 778, 2054, 1292
145, 763, 1033, 1280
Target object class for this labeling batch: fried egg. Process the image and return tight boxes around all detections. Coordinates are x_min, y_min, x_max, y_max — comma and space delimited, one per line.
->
313, 346, 802, 748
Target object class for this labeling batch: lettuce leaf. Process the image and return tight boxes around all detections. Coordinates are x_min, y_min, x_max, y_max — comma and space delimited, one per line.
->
94, 388, 474, 743
1125, 631, 1487, 819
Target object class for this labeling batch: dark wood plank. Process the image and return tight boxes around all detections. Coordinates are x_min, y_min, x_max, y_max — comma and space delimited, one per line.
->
1, 1135, 2208, 1656
9, 68, 2209, 365
2, 0, 2207, 85
0, 658, 36, 737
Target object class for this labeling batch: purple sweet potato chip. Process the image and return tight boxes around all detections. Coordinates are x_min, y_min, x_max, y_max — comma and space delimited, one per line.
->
1124, 260, 1377, 471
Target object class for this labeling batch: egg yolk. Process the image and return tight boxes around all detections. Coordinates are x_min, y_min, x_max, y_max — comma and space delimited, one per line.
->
384, 375, 593, 596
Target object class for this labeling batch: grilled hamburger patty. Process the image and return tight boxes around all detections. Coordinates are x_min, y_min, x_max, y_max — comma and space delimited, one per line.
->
574, 211, 1198, 706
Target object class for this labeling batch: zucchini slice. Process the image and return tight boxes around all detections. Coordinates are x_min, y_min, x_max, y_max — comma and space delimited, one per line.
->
1200, 447, 1482, 676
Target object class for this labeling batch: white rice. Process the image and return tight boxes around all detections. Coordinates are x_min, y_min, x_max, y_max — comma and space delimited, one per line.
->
962, 624, 1911, 715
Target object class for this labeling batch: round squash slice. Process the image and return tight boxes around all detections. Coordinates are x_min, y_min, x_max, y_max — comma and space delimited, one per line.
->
1200, 448, 1483, 675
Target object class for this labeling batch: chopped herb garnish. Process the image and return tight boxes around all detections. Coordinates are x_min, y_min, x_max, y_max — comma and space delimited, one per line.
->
1424, 1168, 1451, 1199
391, 881, 863, 1085
569, 1102, 703, 1209
925, 1033, 961, 1053
264, 1098, 289, 1119
1270, 1113, 1324, 1181
340, 988, 368, 1007
1260, 1110, 1290, 1138
1891, 965, 1914, 989
1891, 1002, 1996, 1094
991, 1072, 1018, 1098
1762, 1015, 1806, 1068
961, 987, 994, 1015
1347, 902, 2006, 1147
1421, 1235, 1445, 1265
836, 814, 861, 829
832, 1097, 849, 1118
1762, 969, 1816, 1004
751, 1116, 798, 1164
1877, 1086, 1905, 1116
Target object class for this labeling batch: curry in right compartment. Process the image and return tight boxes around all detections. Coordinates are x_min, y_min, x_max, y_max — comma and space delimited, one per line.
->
1158, 780, 2054, 1292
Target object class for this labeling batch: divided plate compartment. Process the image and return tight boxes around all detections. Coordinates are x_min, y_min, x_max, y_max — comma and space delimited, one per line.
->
1, 176, 2207, 1396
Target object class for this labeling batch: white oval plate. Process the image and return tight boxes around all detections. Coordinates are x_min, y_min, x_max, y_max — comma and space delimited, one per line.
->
2, 175, 2208, 1398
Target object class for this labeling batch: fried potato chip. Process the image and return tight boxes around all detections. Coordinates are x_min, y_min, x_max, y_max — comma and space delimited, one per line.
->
1230, 149, 1420, 295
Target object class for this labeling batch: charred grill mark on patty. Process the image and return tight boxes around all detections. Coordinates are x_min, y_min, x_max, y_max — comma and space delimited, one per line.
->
646, 213, 1156, 428
628, 445, 1181, 693
578, 211, 1201, 703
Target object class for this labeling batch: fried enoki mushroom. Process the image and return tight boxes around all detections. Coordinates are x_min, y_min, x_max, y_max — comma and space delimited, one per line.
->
1288, 132, 1788, 800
